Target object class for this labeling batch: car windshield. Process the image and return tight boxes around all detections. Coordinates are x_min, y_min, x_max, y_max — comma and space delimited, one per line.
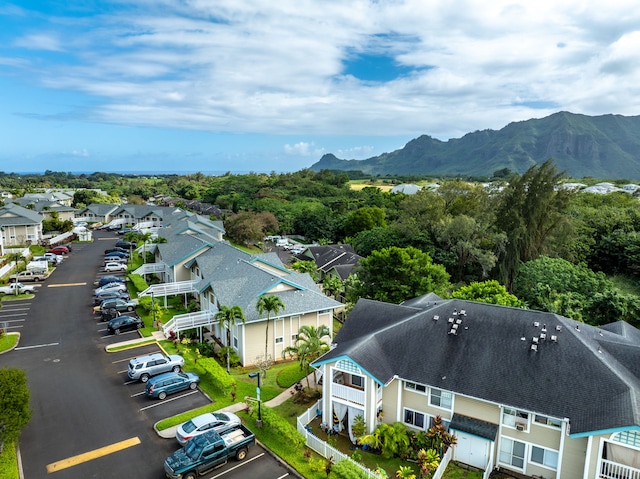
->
213, 413, 228, 421
184, 435, 206, 460
182, 420, 197, 434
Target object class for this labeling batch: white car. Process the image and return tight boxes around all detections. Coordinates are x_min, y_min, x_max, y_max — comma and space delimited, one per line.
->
104, 262, 127, 273
94, 282, 127, 295
175, 412, 241, 445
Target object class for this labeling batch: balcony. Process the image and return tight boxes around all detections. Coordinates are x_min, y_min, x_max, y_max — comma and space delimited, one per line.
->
331, 383, 365, 406
600, 459, 640, 479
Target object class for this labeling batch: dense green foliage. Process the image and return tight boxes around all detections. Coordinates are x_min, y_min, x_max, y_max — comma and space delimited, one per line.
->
0, 368, 31, 447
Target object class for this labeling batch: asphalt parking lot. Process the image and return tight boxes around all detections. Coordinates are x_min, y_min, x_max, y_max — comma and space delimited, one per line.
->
0, 231, 300, 479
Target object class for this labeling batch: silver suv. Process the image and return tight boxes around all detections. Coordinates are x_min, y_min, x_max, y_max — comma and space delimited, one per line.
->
127, 353, 184, 383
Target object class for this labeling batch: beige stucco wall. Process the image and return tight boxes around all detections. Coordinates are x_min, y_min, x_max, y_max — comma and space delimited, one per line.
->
241, 311, 332, 366
454, 395, 500, 425
558, 434, 588, 479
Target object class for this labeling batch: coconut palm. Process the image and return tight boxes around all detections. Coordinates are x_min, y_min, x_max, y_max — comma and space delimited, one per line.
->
283, 324, 331, 389
214, 305, 246, 372
256, 295, 285, 367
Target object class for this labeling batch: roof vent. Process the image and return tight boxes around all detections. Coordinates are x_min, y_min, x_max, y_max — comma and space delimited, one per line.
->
540, 333, 546, 340
520, 337, 526, 341
541, 324, 547, 332
452, 309, 458, 316
448, 328, 457, 335
448, 317, 454, 323
533, 321, 540, 327
551, 335, 558, 342
532, 336, 539, 344
433, 315, 439, 321
456, 319, 462, 325
556, 325, 562, 331
460, 309, 466, 316
530, 343, 538, 352
575, 325, 581, 332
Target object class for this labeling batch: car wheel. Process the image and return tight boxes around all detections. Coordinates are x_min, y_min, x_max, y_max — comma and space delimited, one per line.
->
184, 473, 197, 479
136, 322, 142, 329
235, 448, 248, 461
158, 391, 167, 400
127, 306, 133, 311
114, 328, 121, 335
172, 366, 180, 373
140, 374, 149, 383
189, 382, 197, 390
34, 278, 40, 282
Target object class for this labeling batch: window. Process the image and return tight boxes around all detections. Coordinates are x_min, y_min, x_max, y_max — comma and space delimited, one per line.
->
534, 415, 562, 428
503, 408, 529, 430
499, 437, 525, 469
351, 375, 364, 388
404, 381, 427, 394
275, 337, 283, 344
531, 445, 558, 469
404, 408, 426, 429
291, 334, 298, 341
233, 337, 238, 348
430, 388, 453, 409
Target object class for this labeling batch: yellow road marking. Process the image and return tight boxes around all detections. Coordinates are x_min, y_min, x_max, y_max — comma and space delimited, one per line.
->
47, 283, 87, 287
46, 437, 141, 473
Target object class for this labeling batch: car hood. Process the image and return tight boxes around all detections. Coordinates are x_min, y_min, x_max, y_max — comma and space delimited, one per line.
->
164, 448, 194, 473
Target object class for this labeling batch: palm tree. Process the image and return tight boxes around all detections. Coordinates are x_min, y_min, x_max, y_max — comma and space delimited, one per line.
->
214, 305, 246, 372
283, 324, 331, 389
256, 295, 285, 368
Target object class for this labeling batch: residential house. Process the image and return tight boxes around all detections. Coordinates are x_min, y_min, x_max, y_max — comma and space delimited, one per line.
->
75, 203, 120, 224
11, 199, 77, 222
0, 203, 44, 247
295, 244, 363, 282
312, 296, 640, 479
185, 241, 343, 366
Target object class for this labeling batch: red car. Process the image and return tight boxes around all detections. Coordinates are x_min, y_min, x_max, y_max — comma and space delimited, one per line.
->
47, 246, 70, 255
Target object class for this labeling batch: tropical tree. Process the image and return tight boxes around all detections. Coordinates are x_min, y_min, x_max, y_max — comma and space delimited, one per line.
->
256, 295, 285, 371
282, 325, 331, 390
214, 305, 246, 372
495, 160, 574, 290
0, 368, 31, 454
395, 465, 416, 479
452, 280, 523, 307
322, 274, 343, 300
353, 246, 451, 304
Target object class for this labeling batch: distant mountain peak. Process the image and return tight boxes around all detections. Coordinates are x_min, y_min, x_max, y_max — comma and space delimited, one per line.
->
309, 112, 640, 179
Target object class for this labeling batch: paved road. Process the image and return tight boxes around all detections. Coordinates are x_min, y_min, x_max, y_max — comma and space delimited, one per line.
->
0, 231, 297, 479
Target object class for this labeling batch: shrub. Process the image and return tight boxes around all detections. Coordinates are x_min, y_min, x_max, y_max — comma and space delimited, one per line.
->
331, 458, 370, 479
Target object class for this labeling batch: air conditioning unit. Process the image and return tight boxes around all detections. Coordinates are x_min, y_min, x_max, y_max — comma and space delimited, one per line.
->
515, 423, 526, 431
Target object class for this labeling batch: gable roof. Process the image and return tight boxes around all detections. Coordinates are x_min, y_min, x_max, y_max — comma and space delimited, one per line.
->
0, 203, 43, 225
156, 234, 212, 267
189, 243, 342, 323
315, 298, 640, 436
302, 244, 363, 273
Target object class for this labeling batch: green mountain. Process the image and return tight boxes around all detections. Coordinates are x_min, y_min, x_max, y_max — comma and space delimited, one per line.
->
310, 111, 640, 179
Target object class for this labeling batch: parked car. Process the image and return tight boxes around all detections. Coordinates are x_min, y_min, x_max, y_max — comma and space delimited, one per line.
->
145, 371, 200, 400
103, 256, 127, 265
106, 315, 142, 335
47, 246, 69, 255
9, 270, 47, 282
94, 282, 127, 295
115, 240, 135, 249
127, 353, 184, 382
43, 253, 63, 265
104, 262, 127, 273
104, 247, 129, 255
175, 412, 242, 445
93, 290, 130, 305
0, 282, 37, 295
94, 298, 137, 313
95, 276, 126, 288
104, 251, 129, 259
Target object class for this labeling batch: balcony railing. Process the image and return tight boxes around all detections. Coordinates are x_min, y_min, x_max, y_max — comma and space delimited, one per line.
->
600, 459, 640, 479
332, 383, 365, 406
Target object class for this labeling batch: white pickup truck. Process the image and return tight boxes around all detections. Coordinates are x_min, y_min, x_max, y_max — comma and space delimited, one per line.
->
0, 282, 37, 295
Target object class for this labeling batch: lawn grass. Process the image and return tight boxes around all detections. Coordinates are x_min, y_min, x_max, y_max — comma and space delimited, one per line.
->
0, 333, 19, 353
0, 442, 18, 479
442, 461, 484, 478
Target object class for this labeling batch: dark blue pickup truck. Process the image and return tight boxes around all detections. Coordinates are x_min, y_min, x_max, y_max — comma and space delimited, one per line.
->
164, 424, 255, 479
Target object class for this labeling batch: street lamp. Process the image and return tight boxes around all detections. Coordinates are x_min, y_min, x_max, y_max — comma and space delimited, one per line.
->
248, 372, 263, 428
151, 291, 157, 328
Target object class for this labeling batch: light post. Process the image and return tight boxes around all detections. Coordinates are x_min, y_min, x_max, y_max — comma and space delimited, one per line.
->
151, 291, 157, 328
248, 372, 263, 428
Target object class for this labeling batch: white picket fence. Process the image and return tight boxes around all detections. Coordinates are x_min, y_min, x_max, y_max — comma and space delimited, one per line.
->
296, 401, 452, 478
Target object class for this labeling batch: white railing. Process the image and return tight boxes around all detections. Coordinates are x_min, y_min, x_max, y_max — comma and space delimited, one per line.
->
297, 401, 378, 479
138, 280, 198, 297
132, 263, 166, 276
332, 383, 365, 406
483, 455, 494, 479
162, 310, 216, 338
432, 447, 453, 479
600, 459, 640, 479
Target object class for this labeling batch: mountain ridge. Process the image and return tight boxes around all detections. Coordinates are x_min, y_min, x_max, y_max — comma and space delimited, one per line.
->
309, 111, 640, 179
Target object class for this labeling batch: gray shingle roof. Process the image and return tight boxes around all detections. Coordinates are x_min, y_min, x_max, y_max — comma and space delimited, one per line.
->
190, 243, 342, 323
0, 203, 43, 225
316, 298, 640, 435
157, 234, 212, 267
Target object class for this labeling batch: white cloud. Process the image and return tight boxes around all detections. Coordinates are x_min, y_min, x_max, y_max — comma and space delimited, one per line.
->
5, 0, 640, 142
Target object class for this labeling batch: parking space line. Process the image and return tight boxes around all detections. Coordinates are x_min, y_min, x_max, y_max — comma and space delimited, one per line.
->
47, 282, 87, 287
15, 342, 59, 350
138, 390, 200, 411
210, 453, 265, 477
46, 436, 141, 473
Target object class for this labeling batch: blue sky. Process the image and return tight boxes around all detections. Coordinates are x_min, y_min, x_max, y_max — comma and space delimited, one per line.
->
1, 1, 639, 174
